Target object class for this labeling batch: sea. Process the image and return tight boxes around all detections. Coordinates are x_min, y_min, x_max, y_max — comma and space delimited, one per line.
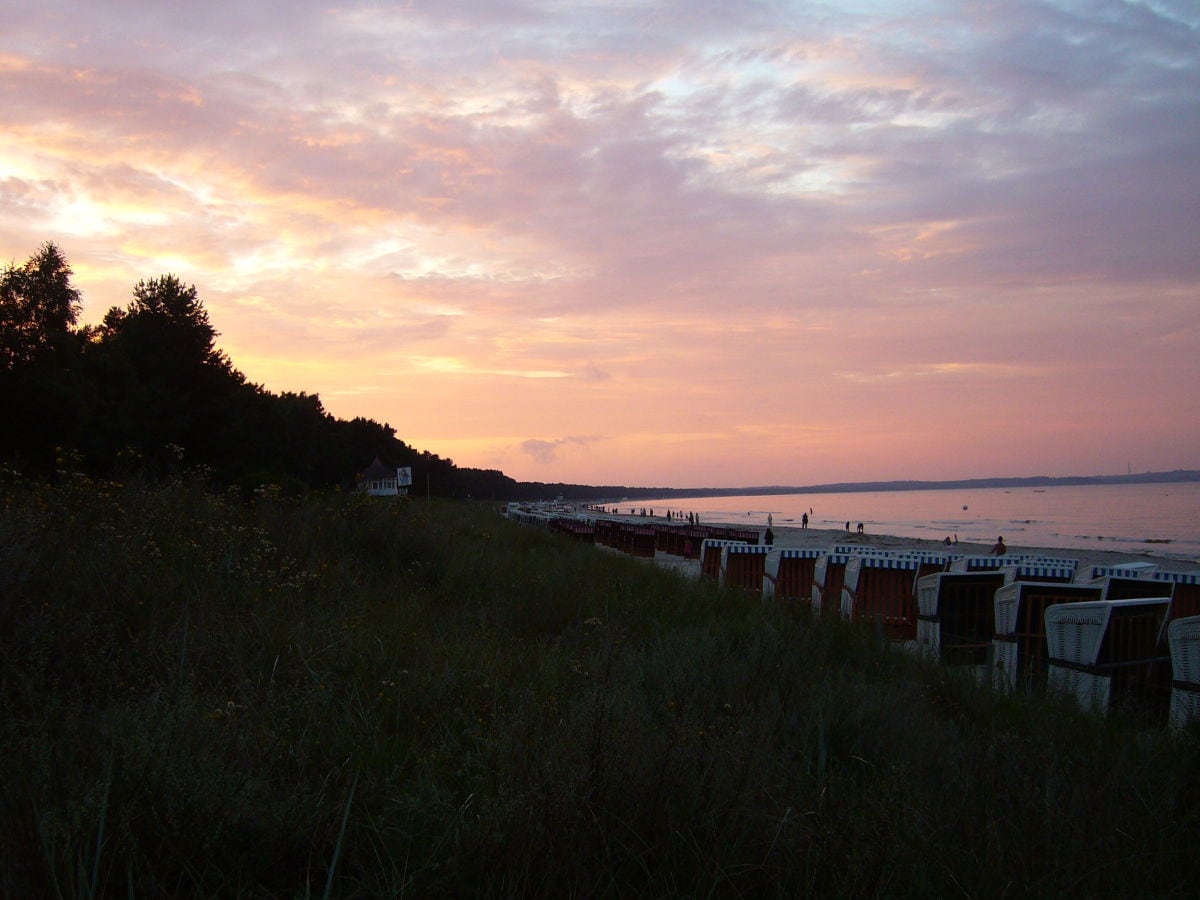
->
635, 482, 1200, 564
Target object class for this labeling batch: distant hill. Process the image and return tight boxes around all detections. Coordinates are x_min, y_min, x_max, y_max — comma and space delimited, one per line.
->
526, 469, 1200, 502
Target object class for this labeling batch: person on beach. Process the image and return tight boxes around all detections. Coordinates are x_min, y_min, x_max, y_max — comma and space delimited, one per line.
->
764, 527, 775, 546
801, 512, 808, 529
943, 535, 952, 546
857, 522, 864, 534
845, 521, 850, 531
991, 536, 1007, 556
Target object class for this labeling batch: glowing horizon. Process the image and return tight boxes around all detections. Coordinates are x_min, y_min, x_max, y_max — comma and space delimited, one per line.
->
3, 1, 1197, 488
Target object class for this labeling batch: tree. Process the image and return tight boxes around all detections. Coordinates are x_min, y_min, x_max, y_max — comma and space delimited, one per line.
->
84, 275, 245, 477
0, 243, 86, 475
0, 242, 82, 371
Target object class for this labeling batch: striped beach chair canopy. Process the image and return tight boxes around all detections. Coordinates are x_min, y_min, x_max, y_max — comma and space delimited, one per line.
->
701, 538, 750, 551
851, 555, 925, 570
832, 544, 891, 556
1004, 563, 1077, 582
1023, 556, 1078, 568
894, 550, 952, 562
1076, 562, 1158, 582
950, 555, 1015, 572
777, 547, 828, 559
1150, 570, 1200, 585
725, 543, 772, 556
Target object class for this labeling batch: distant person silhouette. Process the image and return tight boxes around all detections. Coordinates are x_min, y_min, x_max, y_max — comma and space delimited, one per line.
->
764, 527, 775, 545
801, 512, 808, 529
991, 536, 1007, 556
857, 522, 864, 534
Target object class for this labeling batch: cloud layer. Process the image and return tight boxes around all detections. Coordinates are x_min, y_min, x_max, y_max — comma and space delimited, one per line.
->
2, 0, 1197, 486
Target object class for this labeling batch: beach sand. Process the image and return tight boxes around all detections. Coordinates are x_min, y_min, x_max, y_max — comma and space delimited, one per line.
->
576, 508, 1200, 580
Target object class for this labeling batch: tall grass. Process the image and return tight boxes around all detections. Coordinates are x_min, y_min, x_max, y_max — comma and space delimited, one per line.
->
2, 472, 1199, 896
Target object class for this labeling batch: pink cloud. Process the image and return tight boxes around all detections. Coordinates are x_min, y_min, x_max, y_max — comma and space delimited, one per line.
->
2, 1, 1197, 486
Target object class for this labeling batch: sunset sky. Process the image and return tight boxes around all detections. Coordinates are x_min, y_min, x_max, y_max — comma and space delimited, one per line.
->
2, 0, 1198, 487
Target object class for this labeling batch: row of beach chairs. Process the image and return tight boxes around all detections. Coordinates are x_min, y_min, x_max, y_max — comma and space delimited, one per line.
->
502, 507, 1200, 727
716, 541, 1200, 726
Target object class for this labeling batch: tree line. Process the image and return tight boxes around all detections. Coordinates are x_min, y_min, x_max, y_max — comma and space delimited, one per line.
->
0, 242, 534, 498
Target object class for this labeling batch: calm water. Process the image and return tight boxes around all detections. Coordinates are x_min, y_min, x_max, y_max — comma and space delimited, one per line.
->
637, 482, 1200, 563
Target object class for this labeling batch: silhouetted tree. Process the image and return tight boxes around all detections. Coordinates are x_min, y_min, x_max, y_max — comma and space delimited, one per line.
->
0, 242, 81, 371
84, 275, 246, 477
0, 243, 86, 475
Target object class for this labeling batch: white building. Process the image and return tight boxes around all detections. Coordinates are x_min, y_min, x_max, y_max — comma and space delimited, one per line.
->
359, 457, 409, 497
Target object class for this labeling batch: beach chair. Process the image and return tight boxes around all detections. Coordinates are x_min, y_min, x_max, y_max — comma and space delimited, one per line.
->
840, 555, 923, 640
1075, 562, 1158, 582
594, 519, 621, 548
949, 555, 1020, 573
764, 548, 825, 606
720, 544, 771, 598
1150, 571, 1200, 621
892, 550, 952, 584
654, 525, 675, 553
833, 544, 889, 557
549, 517, 596, 543
1001, 562, 1076, 584
700, 539, 747, 582
992, 582, 1103, 691
710, 527, 760, 546
1044, 597, 1171, 716
1089, 575, 1167, 602
654, 524, 699, 556
616, 524, 657, 558
1167, 615, 1200, 729
811, 552, 853, 617
916, 571, 1008, 666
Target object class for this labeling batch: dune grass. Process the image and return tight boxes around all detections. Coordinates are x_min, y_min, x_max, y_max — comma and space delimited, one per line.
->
2, 473, 1199, 897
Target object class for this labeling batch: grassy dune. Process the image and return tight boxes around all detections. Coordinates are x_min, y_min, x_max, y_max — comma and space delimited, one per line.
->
3, 474, 1199, 897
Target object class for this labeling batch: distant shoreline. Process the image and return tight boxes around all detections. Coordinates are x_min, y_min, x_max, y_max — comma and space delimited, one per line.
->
577, 469, 1200, 502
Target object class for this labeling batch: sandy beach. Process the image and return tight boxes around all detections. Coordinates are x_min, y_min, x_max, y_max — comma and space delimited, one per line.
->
574, 507, 1200, 580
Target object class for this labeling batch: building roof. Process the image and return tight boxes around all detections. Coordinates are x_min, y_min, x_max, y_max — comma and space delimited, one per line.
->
360, 456, 395, 480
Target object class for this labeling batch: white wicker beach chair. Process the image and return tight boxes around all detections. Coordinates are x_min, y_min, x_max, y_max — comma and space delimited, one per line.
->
1167, 615, 1200, 729
1044, 597, 1171, 715
916, 571, 1007, 666
992, 582, 1103, 691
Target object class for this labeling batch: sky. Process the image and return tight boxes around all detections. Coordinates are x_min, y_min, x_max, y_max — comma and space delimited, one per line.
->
2, 0, 1198, 488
